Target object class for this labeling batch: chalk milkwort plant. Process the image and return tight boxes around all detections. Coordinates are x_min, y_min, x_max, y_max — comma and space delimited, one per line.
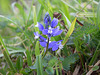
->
34, 12, 63, 52
32, 12, 77, 75
0, 11, 76, 75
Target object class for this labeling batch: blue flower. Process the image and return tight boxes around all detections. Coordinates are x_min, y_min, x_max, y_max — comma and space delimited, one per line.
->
49, 40, 63, 51
42, 26, 62, 37
34, 12, 63, 51
39, 37, 63, 51
36, 13, 62, 37
34, 32, 63, 51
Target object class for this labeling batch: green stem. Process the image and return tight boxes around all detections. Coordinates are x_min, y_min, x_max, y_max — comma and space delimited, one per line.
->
78, 53, 85, 70
32, 47, 45, 65
56, 63, 59, 75
89, 41, 100, 65
42, 37, 49, 59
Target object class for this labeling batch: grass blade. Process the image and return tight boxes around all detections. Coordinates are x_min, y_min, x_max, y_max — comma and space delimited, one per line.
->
0, 35, 16, 73
62, 18, 76, 45
61, 0, 78, 11
36, 55, 43, 75
16, 56, 23, 70
60, 10, 71, 28
26, 50, 32, 66
97, 1, 100, 29
35, 41, 40, 56
33, 6, 40, 33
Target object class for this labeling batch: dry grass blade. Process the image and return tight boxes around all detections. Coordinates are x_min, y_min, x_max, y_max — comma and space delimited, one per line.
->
73, 65, 80, 75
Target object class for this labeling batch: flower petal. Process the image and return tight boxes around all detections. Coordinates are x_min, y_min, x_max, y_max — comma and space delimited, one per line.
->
51, 18, 58, 28
52, 44, 59, 51
42, 29, 48, 35
57, 40, 63, 43
39, 36, 47, 42
34, 32, 40, 39
40, 42, 47, 47
52, 27, 62, 36
53, 30, 62, 36
48, 41, 56, 48
38, 22, 44, 31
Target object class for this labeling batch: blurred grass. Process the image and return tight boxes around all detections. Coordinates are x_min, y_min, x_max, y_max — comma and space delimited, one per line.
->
0, 0, 11, 14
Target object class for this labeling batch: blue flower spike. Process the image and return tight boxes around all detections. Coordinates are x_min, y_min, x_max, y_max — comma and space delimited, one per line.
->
34, 12, 63, 51
44, 12, 51, 29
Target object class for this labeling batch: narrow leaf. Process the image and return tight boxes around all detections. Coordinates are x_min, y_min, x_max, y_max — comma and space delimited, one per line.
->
61, 0, 78, 11
33, 6, 40, 33
26, 50, 32, 66
3, 50, 17, 73
36, 55, 43, 75
62, 18, 76, 45
60, 10, 71, 28
92, 66, 99, 71
97, 1, 100, 29
0, 35, 9, 54
15, 3, 27, 21
45, 67, 54, 75
35, 41, 40, 55
16, 56, 23, 70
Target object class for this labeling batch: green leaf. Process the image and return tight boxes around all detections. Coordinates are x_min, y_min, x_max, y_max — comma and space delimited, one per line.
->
37, 0, 53, 18
62, 18, 76, 45
16, 56, 23, 70
73, 24, 98, 40
36, 55, 43, 75
3, 50, 17, 73
0, 49, 26, 57
92, 66, 99, 71
38, 0, 47, 11
62, 54, 79, 71
56, 63, 59, 75
33, 6, 40, 33
0, 35, 9, 54
26, 50, 32, 66
97, 1, 100, 29
45, 67, 54, 75
15, 3, 27, 21
60, 1, 71, 24
0, 69, 6, 75
37, 5, 44, 22
29, 63, 37, 70
48, 57, 58, 67
60, 10, 71, 28
35, 41, 40, 56
0, 35, 16, 73
61, 0, 78, 11
33, 6, 37, 25
0, 15, 33, 45
20, 68, 31, 74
